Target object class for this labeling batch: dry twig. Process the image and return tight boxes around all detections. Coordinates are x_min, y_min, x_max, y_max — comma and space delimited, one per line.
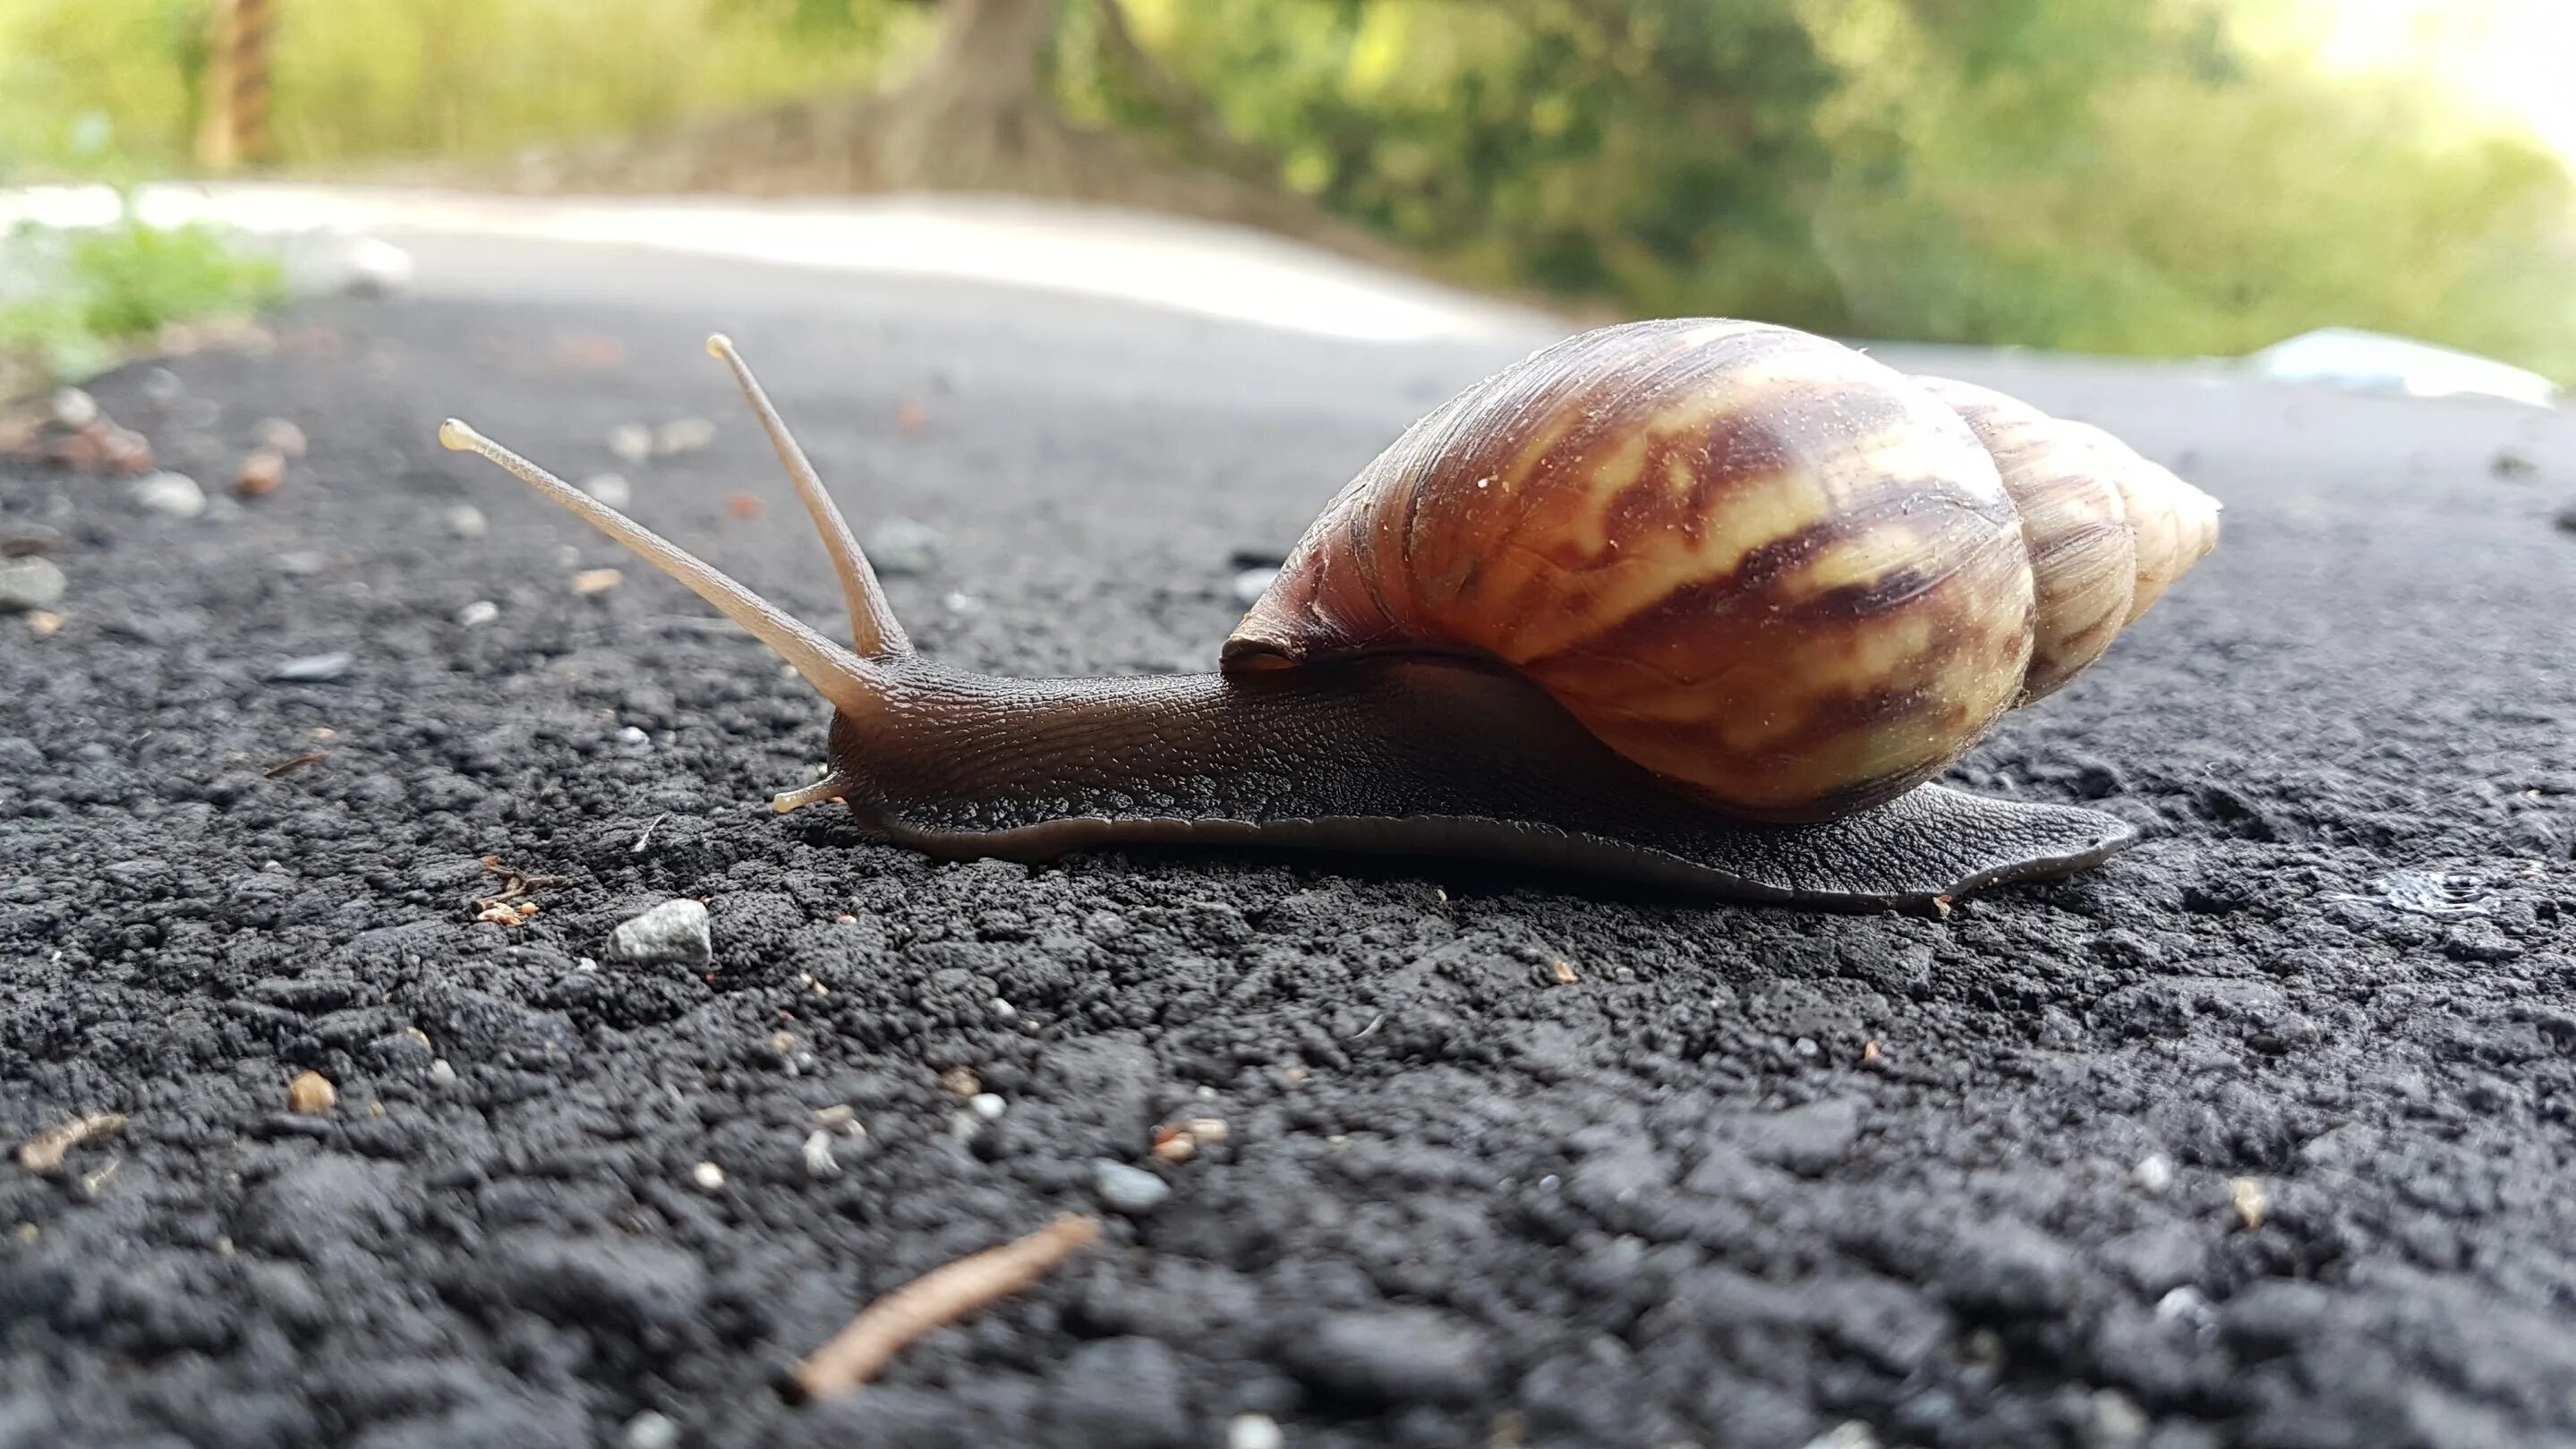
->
18, 1112, 127, 1173
793, 1214, 1101, 1400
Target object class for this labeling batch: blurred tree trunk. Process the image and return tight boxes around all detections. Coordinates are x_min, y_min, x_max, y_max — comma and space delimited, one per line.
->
880, 0, 1064, 190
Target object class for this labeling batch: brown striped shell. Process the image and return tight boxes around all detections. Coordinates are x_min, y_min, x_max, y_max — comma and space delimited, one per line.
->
1223, 320, 2220, 823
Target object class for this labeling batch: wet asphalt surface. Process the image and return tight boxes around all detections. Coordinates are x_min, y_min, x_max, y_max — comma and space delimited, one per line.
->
3, 239, 2575, 1449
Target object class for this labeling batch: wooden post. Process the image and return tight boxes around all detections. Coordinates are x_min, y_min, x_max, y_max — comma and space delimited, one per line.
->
196, 0, 274, 172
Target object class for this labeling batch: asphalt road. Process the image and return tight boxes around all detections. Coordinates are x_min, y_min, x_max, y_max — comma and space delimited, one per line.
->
3, 226, 2574, 1449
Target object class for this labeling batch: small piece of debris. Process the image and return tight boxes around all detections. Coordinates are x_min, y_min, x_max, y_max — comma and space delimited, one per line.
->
1549, 959, 1580, 985
725, 490, 762, 519
1230, 567, 1280, 605
689, 1161, 726, 1193
255, 418, 308, 458
50, 388, 99, 429
0, 558, 67, 613
572, 567, 624, 596
938, 1066, 981, 1097
269, 652, 354, 684
583, 473, 633, 509
429, 1059, 457, 1087
617, 725, 650, 746
1153, 1117, 1230, 1163
18, 1112, 126, 1174
1227, 1413, 1286, 1449
287, 1070, 337, 1114
128, 471, 207, 518
655, 418, 716, 456
2, 524, 62, 558
793, 1215, 1101, 1399
235, 448, 285, 499
803, 1129, 841, 1178
27, 610, 64, 637
863, 517, 944, 577
1932, 894, 1956, 921
815, 1104, 862, 1134
1092, 1159, 1173, 1215
445, 504, 490, 540
1861, 1040, 1882, 1065
2134, 1153, 2177, 1193
261, 750, 327, 779
476, 900, 538, 927
606, 899, 712, 967
620, 1411, 680, 1449
456, 600, 499, 627
2231, 1176, 2268, 1231
968, 1092, 1007, 1121
607, 423, 654, 465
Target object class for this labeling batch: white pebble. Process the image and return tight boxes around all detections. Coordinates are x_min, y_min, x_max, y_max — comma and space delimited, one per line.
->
583, 473, 633, 509
1227, 1414, 1284, 1449
1230, 567, 1279, 605
620, 1411, 680, 1449
688, 1161, 725, 1192
802, 1129, 840, 1179
968, 1092, 1007, 1121
863, 517, 943, 577
655, 418, 716, 456
608, 423, 654, 465
343, 236, 415, 294
990, 998, 1016, 1019
607, 899, 712, 967
128, 472, 206, 518
429, 1059, 457, 1086
50, 388, 99, 429
2133, 1153, 2176, 1194
445, 505, 489, 540
269, 652, 354, 684
617, 725, 649, 746
0, 558, 68, 612
456, 600, 499, 627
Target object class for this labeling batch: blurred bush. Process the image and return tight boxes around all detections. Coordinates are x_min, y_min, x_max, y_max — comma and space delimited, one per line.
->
4, 0, 2571, 380
1, 206, 285, 388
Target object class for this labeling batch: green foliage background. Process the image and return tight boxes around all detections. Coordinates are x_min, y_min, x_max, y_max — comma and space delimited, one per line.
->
4, 0, 2571, 381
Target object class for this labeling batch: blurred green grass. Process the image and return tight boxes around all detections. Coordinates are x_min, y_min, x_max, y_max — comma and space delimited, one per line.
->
4, 0, 2572, 383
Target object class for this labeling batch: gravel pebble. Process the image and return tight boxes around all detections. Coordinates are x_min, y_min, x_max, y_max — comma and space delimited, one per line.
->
606, 899, 712, 967
583, 473, 633, 508
655, 418, 715, 456
128, 472, 207, 518
607, 424, 654, 465
1227, 1414, 1284, 1449
688, 1161, 725, 1193
255, 418, 309, 458
286, 1070, 337, 1114
235, 449, 285, 499
445, 505, 490, 540
864, 517, 944, 576
1092, 1159, 1173, 1215
269, 652, 354, 684
572, 567, 624, 596
1231, 566, 1280, 604
1, 525, 61, 558
456, 600, 499, 627
620, 1411, 680, 1449
1284, 1308, 1498, 1405
968, 1092, 1007, 1121
0, 558, 67, 612
51, 388, 99, 428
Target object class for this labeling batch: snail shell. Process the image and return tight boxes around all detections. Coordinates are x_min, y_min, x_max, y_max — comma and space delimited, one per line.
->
1226, 320, 2219, 822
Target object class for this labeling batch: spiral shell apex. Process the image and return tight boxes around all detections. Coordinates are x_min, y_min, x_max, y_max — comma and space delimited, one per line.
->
1224, 320, 2219, 823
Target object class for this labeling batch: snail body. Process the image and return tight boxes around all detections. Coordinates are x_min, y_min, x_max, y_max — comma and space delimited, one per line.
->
441, 320, 2217, 909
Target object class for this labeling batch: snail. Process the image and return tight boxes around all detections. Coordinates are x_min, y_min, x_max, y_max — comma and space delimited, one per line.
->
439, 319, 2217, 909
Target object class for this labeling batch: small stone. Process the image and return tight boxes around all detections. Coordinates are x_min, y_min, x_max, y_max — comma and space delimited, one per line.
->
0, 558, 67, 612
269, 652, 354, 684
287, 1070, 337, 1114
863, 517, 943, 576
50, 388, 98, 429
1227, 1414, 1284, 1449
607, 899, 712, 967
1092, 1159, 1172, 1215
938, 1066, 981, 1097
583, 473, 633, 509
1801, 1427, 1878, 1449
815, 1104, 862, 1134
655, 418, 716, 456
802, 1129, 840, 1178
2231, 1176, 2268, 1231
235, 448, 286, 499
128, 472, 206, 518
1, 525, 61, 558
617, 726, 649, 746
607, 424, 654, 465
273, 550, 329, 576
2133, 1153, 2176, 1193
572, 567, 624, 596
1284, 1308, 1498, 1405
621, 1411, 680, 1449
344, 237, 415, 295
1230, 567, 1279, 605
968, 1092, 1007, 1121
456, 600, 499, 627
98, 426, 153, 476
446, 505, 490, 540
429, 1059, 457, 1087
688, 1161, 725, 1193
255, 418, 308, 458
27, 610, 64, 637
